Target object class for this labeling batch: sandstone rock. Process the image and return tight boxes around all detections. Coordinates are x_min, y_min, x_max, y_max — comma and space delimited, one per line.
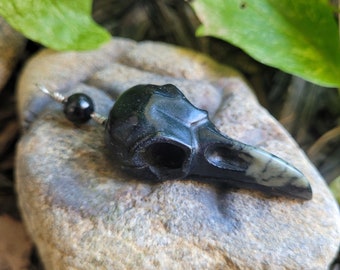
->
0, 17, 26, 91
16, 38, 340, 269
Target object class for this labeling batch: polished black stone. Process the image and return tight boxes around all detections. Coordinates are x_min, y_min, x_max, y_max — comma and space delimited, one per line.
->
63, 93, 94, 124
105, 84, 313, 200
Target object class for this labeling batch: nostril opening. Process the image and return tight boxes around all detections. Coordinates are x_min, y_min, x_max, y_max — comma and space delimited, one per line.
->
146, 142, 186, 169
205, 145, 250, 171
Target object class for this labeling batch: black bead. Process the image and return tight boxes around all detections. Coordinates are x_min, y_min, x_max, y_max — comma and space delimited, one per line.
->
63, 93, 94, 124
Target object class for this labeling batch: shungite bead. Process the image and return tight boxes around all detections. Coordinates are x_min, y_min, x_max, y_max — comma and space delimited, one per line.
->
63, 93, 94, 124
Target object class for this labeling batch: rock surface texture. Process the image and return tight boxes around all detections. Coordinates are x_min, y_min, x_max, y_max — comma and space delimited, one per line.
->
0, 17, 26, 91
16, 38, 340, 270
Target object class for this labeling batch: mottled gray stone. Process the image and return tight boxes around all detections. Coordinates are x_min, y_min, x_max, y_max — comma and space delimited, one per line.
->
0, 17, 26, 91
16, 38, 340, 270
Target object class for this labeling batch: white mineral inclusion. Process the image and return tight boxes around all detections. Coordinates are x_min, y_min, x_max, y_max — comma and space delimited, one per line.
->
245, 148, 310, 188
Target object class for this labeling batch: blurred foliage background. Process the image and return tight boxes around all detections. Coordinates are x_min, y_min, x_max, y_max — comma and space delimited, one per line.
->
0, 0, 339, 268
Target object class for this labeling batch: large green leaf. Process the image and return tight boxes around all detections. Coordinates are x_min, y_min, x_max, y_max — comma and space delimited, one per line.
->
330, 176, 340, 204
191, 0, 340, 87
0, 0, 111, 51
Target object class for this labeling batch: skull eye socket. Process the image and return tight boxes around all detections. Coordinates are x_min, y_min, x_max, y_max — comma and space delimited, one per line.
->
145, 142, 187, 169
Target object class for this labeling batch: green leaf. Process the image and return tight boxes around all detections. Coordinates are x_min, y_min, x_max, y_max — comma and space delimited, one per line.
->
330, 176, 340, 204
0, 0, 111, 51
191, 0, 340, 87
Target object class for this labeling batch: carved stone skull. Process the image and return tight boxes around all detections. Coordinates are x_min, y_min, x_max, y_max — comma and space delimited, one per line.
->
105, 84, 312, 200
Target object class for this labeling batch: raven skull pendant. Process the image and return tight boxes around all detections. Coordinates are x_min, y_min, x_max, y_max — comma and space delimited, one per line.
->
39, 83, 312, 200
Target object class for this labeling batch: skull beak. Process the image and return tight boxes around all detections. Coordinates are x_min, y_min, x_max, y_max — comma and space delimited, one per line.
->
188, 124, 312, 200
